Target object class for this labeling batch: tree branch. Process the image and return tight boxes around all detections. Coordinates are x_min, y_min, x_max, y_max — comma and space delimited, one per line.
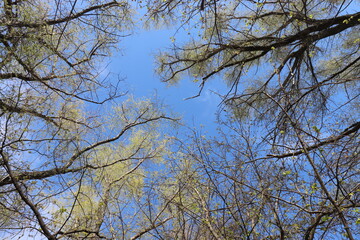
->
267, 121, 360, 159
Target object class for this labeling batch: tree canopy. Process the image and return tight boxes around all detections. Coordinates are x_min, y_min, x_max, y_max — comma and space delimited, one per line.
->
149, 0, 360, 239
0, 1, 173, 239
0, 0, 359, 239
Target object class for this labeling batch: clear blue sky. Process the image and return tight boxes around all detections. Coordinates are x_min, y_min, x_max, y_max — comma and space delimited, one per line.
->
111, 27, 228, 134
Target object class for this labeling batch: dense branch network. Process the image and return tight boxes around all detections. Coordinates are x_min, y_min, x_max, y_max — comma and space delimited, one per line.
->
0, 0, 359, 239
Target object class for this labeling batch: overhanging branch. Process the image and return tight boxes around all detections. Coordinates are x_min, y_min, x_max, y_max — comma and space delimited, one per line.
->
267, 121, 360, 159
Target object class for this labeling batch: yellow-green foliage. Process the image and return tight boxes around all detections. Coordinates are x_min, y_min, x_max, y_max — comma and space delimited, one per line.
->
51, 97, 171, 236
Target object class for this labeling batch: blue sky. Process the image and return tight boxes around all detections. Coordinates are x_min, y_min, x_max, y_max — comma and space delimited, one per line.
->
111, 27, 228, 134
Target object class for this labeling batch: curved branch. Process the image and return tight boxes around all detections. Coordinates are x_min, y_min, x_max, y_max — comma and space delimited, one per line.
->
267, 121, 360, 159
3, 1, 121, 28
